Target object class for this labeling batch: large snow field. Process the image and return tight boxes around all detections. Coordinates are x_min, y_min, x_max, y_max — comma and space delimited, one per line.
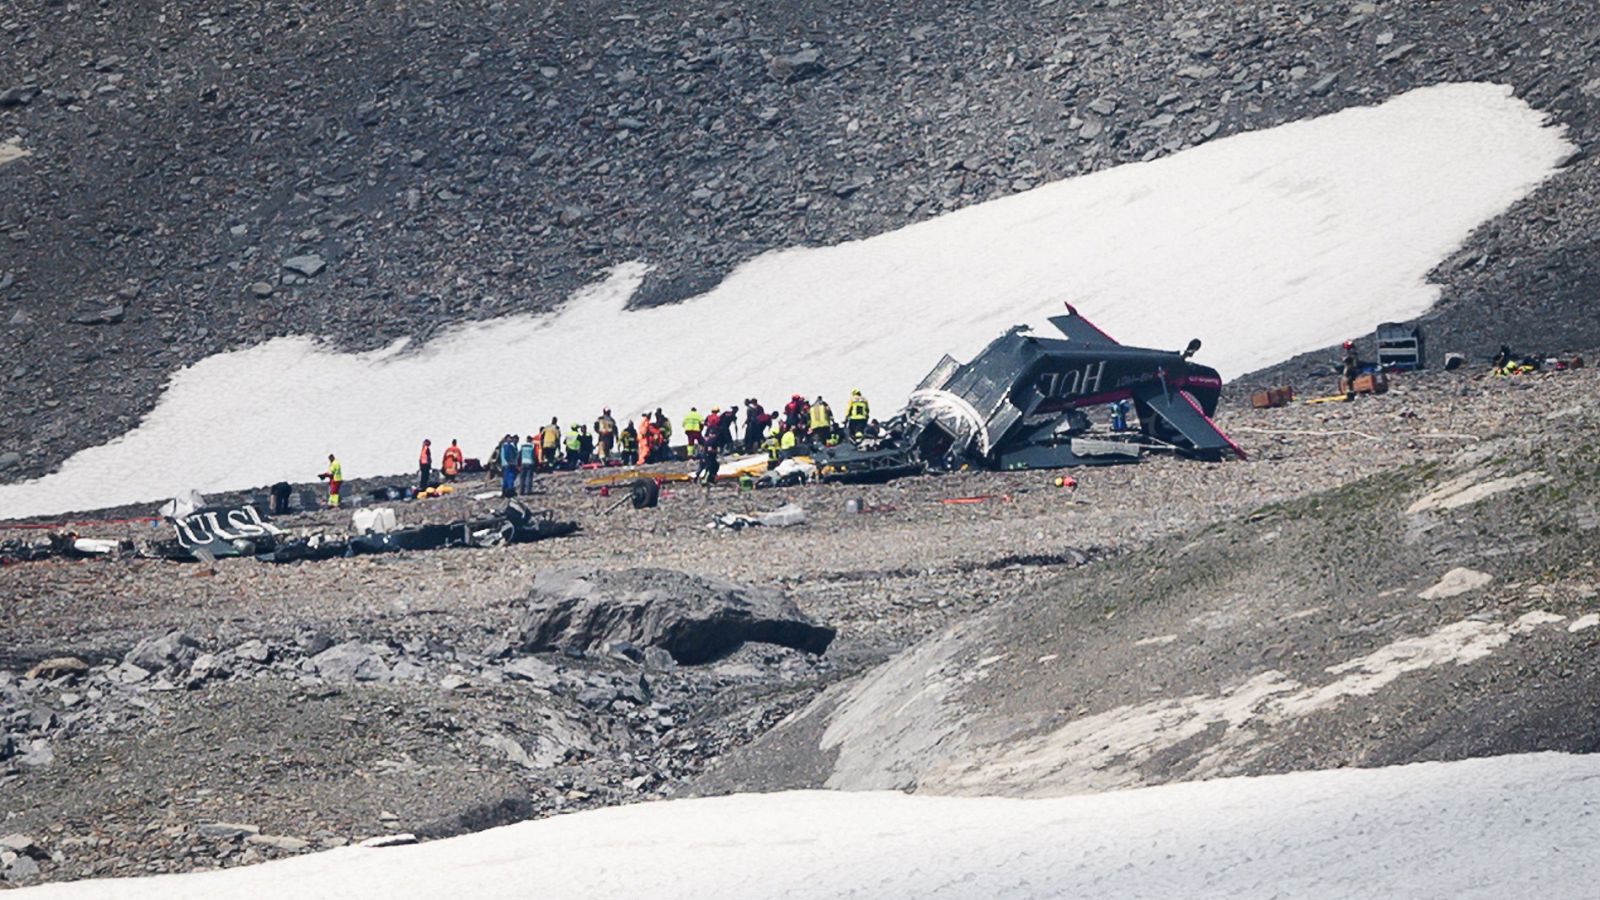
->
0, 82, 1573, 518
19, 752, 1600, 899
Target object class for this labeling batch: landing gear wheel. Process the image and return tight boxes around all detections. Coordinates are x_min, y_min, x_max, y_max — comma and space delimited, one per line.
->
630, 477, 660, 509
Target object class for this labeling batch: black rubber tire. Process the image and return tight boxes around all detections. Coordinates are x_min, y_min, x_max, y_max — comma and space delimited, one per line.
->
630, 478, 660, 509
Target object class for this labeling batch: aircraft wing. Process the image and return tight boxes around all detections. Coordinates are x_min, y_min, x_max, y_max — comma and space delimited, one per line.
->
1047, 303, 1121, 346
1135, 386, 1247, 460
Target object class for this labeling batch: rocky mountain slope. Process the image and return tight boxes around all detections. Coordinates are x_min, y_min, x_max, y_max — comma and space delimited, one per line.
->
2, 0, 1598, 483
1, 362, 1590, 886
696, 367, 1600, 797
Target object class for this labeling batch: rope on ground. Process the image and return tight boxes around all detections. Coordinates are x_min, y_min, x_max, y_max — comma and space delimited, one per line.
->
1230, 426, 1480, 442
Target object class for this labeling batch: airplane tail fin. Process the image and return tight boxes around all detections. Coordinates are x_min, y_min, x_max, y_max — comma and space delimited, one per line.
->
1048, 303, 1121, 346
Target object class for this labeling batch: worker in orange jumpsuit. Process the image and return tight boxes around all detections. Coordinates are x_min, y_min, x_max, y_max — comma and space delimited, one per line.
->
417, 439, 433, 494
637, 413, 653, 465
441, 439, 464, 479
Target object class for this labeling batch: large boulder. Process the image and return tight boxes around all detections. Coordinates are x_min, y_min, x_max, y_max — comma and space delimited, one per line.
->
514, 568, 834, 665
125, 631, 201, 673
309, 641, 394, 683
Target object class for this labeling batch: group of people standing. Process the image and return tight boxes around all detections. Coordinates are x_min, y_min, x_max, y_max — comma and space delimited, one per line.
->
487, 409, 622, 497
308, 391, 882, 508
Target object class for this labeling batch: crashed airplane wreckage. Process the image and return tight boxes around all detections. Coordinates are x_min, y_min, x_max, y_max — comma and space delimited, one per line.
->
812, 305, 1245, 481
150, 501, 577, 563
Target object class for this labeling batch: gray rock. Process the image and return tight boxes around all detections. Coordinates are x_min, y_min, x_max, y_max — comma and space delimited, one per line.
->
1380, 43, 1417, 64
126, 631, 201, 673
114, 662, 151, 684
246, 834, 309, 852
3, 854, 40, 880
248, 281, 274, 297
768, 49, 826, 84
196, 822, 259, 840
0, 86, 39, 107
391, 659, 428, 682
513, 567, 836, 665
310, 641, 393, 682
557, 205, 589, 227
23, 657, 85, 680
1307, 73, 1339, 97
1087, 97, 1118, 116
186, 653, 230, 686
17, 739, 52, 767
281, 255, 326, 277
6, 310, 29, 327
0, 834, 44, 858
69, 304, 124, 325
481, 734, 536, 768
233, 639, 272, 664
502, 656, 559, 686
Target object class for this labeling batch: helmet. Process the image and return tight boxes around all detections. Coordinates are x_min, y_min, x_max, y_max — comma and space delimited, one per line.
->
711, 406, 720, 413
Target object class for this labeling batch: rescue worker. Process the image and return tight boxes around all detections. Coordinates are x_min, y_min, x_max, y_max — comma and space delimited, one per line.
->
564, 424, 582, 469
779, 426, 798, 457
845, 390, 869, 439
783, 393, 809, 434
539, 418, 562, 471
578, 424, 594, 466
319, 453, 343, 508
682, 407, 704, 457
637, 413, 653, 465
1108, 399, 1130, 433
270, 481, 292, 516
518, 434, 538, 494
620, 420, 638, 461
717, 404, 738, 452
417, 439, 433, 494
762, 430, 782, 464
695, 429, 720, 487
498, 436, 519, 498
1342, 342, 1359, 401
744, 399, 769, 452
441, 439, 464, 479
701, 407, 721, 458
594, 408, 617, 461
808, 395, 834, 445
653, 409, 673, 460
646, 415, 666, 463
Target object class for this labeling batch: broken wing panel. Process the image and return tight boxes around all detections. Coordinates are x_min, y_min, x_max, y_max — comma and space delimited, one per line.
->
1135, 387, 1247, 460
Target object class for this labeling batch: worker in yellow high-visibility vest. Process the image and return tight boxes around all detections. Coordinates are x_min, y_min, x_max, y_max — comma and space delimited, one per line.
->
808, 396, 833, 445
682, 407, 704, 458
845, 390, 870, 440
319, 454, 343, 508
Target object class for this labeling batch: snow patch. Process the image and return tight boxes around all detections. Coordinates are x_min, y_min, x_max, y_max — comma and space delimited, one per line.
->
1407, 470, 1552, 514
0, 82, 1574, 519
1568, 614, 1600, 633
1134, 634, 1178, 646
1418, 567, 1495, 600
18, 754, 1600, 899
927, 613, 1562, 796
0, 137, 28, 166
